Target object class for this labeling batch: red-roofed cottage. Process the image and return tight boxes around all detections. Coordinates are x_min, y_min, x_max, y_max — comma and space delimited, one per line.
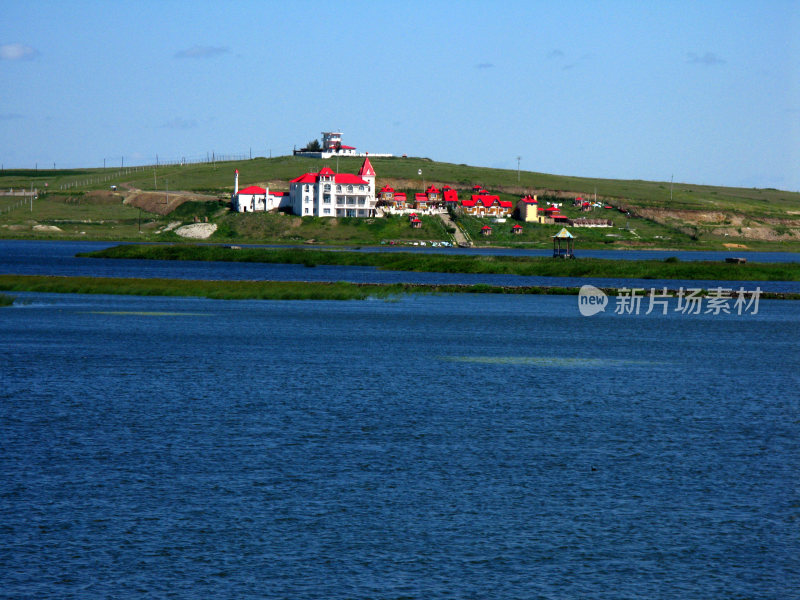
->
461, 194, 514, 217
442, 185, 459, 204
231, 169, 291, 212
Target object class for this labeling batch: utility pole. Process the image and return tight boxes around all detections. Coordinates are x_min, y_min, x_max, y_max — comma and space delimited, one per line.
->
516, 156, 521, 182
670, 174, 673, 203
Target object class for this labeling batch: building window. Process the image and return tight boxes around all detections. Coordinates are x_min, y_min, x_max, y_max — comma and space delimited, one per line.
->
324, 184, 331, 191
347, 185, 353, 193
323, 195, 331, 203
359, 185, 365, 191
336, 185, 342, 192
323, 208, 331, 215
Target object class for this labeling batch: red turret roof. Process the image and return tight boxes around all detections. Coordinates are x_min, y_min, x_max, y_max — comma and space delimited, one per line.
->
358, 157, 376, 177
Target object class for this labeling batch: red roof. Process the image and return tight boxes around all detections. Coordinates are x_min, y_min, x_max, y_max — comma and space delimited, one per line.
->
415, 193, 428, 202
512, 224, 523, 228
520, 195, 537, 203
358, 157, 376, 177
409, 212, 417, 216
544, 206, 559, 212
443, 189, 459, 202
426, 185, 440, 194
290, 171, 369, 185
395, 192, 407, 200
238, 185, 266, 195
466, 194, 512, 209
472, 185, 482, 190
319, 167, 335, 176
411, 217, 421, 223
340, 145, 356, 150
481, 225, 492, 230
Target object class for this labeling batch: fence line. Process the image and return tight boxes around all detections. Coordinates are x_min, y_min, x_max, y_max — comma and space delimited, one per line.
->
5, 152, 252, 192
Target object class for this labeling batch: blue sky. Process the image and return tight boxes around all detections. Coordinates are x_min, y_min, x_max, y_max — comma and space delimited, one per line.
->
1, 0, 798, 191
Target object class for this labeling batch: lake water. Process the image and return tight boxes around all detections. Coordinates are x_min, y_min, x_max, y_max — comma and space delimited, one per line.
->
3, 239, 800, 293
2, 291, 798, 598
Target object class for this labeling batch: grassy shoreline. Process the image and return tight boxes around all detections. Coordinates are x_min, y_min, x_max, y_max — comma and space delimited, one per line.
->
1, 275, 797, 302
81, 244, 800, 282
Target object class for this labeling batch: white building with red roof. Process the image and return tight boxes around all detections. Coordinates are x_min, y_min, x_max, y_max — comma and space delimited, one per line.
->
231, 169, 290, 213
460, 194, 513, 217
288, 156, 377, 217
294, 131, 393, 158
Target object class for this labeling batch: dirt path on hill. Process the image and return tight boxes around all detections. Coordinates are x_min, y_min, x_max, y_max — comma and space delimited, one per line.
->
120, 186, 221, 216
438, 212, 469, 246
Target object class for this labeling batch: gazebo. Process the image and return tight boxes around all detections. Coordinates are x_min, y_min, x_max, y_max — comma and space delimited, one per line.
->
512, 224, 523, 235
481, 225, 492, 236
552, 227, 575, 258
410, 217, 422, 229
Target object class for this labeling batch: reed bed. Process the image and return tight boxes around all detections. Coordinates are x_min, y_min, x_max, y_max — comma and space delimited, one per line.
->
83, 245, 800, 282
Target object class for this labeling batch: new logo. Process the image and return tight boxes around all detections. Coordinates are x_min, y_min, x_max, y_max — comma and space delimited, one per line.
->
578, 285, 608, 316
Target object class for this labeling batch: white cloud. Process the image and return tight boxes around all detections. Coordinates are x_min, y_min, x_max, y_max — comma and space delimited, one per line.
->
687, 52, 726, 66
174, 46, 229, 59
0, 43, 39, 60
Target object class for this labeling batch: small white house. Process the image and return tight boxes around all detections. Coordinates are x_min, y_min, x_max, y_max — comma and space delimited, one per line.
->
231, 169, 291, 213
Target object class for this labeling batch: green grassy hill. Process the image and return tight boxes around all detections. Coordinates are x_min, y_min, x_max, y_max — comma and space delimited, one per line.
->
2, 155, 799, 250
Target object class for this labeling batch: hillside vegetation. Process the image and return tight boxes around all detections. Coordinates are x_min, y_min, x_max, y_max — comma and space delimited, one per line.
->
2, 156, 799, 250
